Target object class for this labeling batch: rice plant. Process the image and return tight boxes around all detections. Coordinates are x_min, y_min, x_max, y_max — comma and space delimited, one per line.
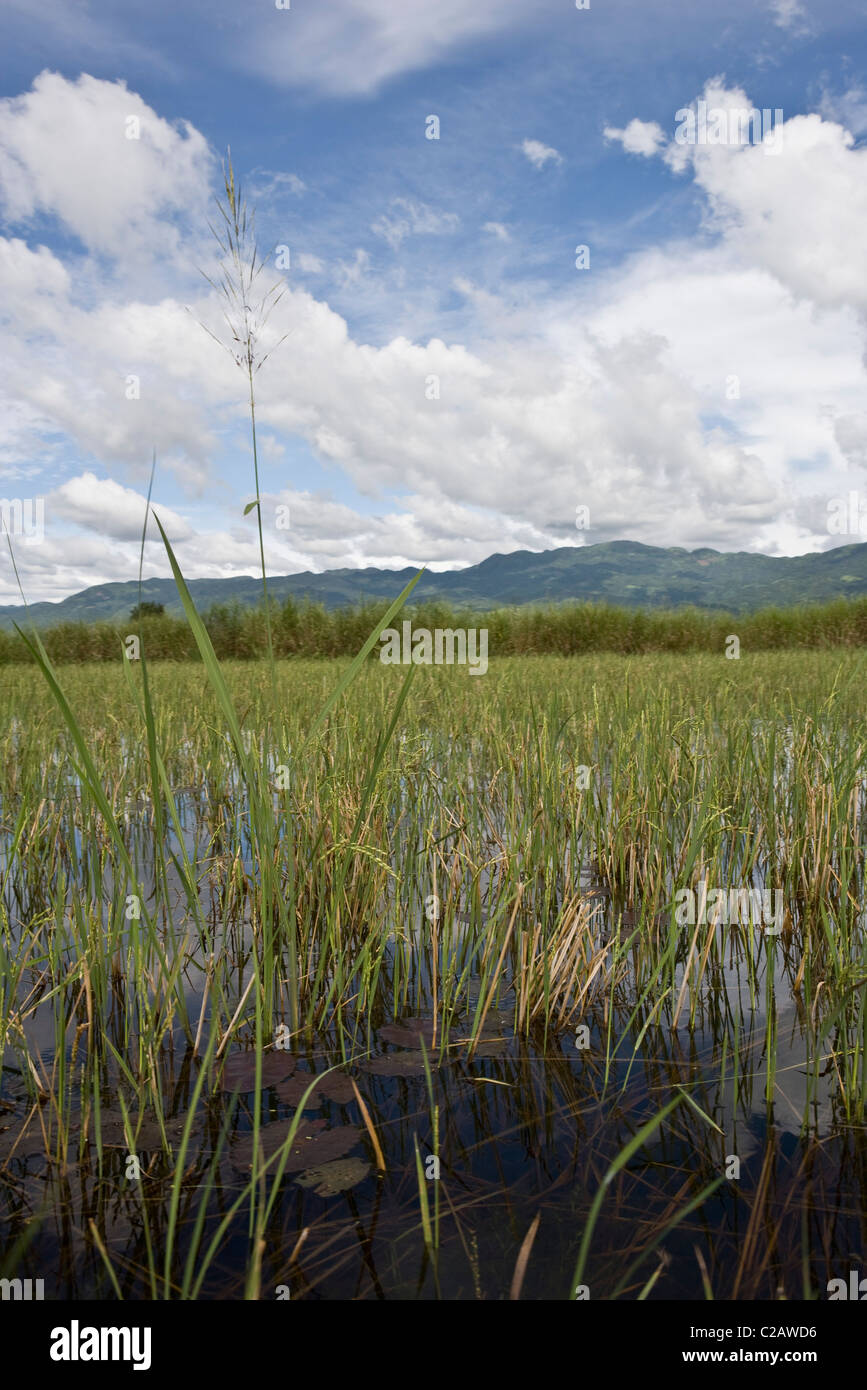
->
1, 626, 866, 1298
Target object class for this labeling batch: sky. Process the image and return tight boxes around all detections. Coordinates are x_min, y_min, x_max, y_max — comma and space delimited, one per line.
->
1, 0, 866, 603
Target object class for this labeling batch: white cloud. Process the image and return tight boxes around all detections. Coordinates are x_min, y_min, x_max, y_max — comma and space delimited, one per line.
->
830, 413, 867, 472
50, 472, 192, 541
296, 252, 324, 273
0, 281, 223, 488
239, 0, 539, 97
0, 236, 70, 316
371, 198, 460, 251
4, 73, 867, 601
769, 0, 808, 31
262, 488, 562, 570
819, 85, 867, 135
520, 138, 562, 169
657, 80, 867, 318
258, 434, 286, 461
249, 169, 306, 198
483, 221, 510, 241
0, 71, 212, 259
335, 248, 371, 286
604, 119, 666, 157
2, 0, 171, 72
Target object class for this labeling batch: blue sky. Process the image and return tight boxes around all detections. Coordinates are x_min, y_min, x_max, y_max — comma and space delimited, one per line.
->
1, 0, 866, 602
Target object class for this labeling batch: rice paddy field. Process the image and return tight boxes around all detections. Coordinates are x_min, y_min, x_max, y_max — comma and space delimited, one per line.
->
1, 626, 866, 1301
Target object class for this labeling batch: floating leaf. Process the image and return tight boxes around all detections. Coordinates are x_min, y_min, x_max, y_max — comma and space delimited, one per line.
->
364, 1051, 429, 1076
219, 1051, 296, 1090
295, 1156, 370, 1196
279, 1124, 361, 1170
379, 1017, 437, 1048
274, 1073, 323, 1109
231, 1118, 327, 1168
231, 1119, 361, 1171
312, 1070, 356, 1104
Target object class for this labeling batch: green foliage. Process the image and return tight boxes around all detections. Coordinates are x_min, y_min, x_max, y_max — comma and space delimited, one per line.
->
2, 642, 866, 1297
6, 539, 867, 630
3, 592, 867, 665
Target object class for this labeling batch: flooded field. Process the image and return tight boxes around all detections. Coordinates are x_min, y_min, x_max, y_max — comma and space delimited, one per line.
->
1, 648, 865, 1300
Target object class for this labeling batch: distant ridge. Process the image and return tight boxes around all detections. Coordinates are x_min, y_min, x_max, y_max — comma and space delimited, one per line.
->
3, 540, 867, 629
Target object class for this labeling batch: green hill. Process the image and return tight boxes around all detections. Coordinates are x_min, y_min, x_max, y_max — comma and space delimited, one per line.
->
3, 539, 867, 630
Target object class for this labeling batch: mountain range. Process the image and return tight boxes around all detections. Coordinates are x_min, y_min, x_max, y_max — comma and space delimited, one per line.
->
4, 540, 867, 630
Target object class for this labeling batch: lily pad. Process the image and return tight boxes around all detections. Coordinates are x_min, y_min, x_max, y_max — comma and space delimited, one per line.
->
219, 1051, 296, 1090
295, 1156, 370, 1196
274, 1074, 324, 1109
232, 1119, 361, 1172
364, 1051, 430, 1076
379, 1018, 437, 1048
312, 1070, 356, 1104
231, 1117, 327, 1168
278, 1123, 361, 1171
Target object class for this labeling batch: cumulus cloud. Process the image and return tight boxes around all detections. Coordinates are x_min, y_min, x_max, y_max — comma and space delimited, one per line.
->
260, 488, 564, 570
520, 138, 562, 168
604, 119, 666, 156
655, 80, 867, 319
3, 72, 867, 601
49, 472, 192, 541
604, 81, 867, 322
0, 236, 69, 316
819, 85, 867, 136
831, 413, 867, 472
0, 71, 212, 259
0, 268, 224, 490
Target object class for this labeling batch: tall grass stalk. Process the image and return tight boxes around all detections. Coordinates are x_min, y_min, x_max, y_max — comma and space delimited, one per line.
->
193, 151, 287, 695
